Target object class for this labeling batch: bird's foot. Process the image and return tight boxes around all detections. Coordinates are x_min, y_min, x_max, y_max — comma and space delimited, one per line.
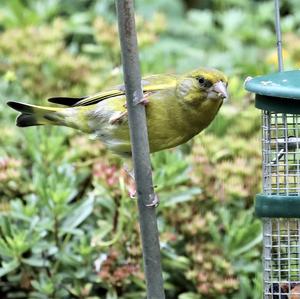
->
124, 165, 135, 180
122, 92, 150, 108
109, 111, 128, 124
123, 164, 158, 207
137, 92, 151, 106
129, 190, 159, 208
146, 193, 159, 207
129, 187, 159, 208
129, 189, 136, 199
123, 165, 136, 198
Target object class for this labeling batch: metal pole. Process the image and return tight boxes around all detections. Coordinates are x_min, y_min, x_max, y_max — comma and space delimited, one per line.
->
275, 0, 284, 71
115, 1, 165, 298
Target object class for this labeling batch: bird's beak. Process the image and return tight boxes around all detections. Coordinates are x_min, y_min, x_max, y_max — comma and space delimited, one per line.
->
208, 81, 228, 100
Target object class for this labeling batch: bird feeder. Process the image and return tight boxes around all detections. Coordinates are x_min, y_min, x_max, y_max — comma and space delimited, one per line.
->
245, 1, 300, 297
245, 71, 300, 298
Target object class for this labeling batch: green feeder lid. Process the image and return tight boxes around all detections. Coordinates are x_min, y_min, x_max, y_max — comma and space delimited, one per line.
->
244, 70, 300, 113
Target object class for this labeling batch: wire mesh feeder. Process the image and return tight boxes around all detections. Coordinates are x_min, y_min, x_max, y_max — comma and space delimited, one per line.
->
263, 112, 300, 196
243, 1, 300, 297
246, 71, 300, 299
262, 111, 300, 298
263, 113, 300, 298
263, 219, 300, 298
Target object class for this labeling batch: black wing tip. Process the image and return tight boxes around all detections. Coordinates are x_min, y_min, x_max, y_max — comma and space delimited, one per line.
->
48, 96, 87, 106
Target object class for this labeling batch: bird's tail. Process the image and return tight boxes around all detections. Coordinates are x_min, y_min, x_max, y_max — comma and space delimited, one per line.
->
7, 101, 63, 127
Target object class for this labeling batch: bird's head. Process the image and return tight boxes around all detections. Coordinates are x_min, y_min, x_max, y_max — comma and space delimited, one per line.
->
176, 68, 228, 106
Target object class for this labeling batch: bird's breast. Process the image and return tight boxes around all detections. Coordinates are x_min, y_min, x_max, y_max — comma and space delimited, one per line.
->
146, 98, 222, 152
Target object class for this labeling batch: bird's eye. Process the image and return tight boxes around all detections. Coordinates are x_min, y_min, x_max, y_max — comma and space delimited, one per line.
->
196, 76, 212, 88
197, 77, 205, 85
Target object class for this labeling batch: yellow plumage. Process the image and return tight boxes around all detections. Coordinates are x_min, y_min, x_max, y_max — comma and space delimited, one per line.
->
7, 68, 228, 156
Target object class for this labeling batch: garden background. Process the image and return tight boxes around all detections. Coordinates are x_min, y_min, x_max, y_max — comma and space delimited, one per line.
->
1, 0, 300, 298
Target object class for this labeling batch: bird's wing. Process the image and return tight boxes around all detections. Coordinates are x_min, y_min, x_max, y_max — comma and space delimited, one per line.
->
48, 74, 177, 107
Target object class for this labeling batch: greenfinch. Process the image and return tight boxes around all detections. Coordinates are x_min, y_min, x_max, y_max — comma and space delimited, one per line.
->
7, 68, 228, 156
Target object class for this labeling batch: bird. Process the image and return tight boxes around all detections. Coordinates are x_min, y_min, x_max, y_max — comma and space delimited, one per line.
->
291, 284, 300, 299
7, 67, 228, 157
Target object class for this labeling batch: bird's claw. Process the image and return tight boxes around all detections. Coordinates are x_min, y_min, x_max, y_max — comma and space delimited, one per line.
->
146, 193, 159, 208
109, 111, 128, 124
129, 190, 136, 199
137, 92, 151, 106
123, 164, 158, 206
122, 92, 150, 111
138, 97, 150, 106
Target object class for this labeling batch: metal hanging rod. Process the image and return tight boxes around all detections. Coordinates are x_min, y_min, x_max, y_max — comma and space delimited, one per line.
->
275, 0, 284, 71
115, 0, 165, 298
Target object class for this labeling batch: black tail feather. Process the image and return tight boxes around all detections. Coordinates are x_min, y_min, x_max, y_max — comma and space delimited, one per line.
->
7, 101, 59, 127
7, 101, 34, 113
16, 114, 40, 127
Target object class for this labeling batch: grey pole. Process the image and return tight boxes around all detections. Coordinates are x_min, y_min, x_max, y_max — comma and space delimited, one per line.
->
115, 1, 165, 298
275, 0, 284, 71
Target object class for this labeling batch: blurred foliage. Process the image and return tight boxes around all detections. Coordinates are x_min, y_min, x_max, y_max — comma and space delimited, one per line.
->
0, 0, 300, 298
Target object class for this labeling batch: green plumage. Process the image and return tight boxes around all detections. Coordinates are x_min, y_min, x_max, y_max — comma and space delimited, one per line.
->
7, 68, 228, 156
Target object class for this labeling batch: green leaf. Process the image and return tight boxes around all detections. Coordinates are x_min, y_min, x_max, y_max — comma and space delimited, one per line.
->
179, 292, 201, 299
61, 196, 94, 231
0, 238, 13, 258
31, 274, 54, 295
162, 249, 190, 270
232, 232, 262, 257
22, 257, 49, 267
106, 289, 118, 299
0, 259, 20, 277
159, 187, 201, 208
123, 291, 147, 299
